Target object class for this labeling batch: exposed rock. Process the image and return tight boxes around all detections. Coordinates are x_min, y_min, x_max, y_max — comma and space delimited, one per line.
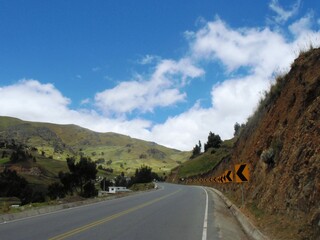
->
206, 48, 320, 239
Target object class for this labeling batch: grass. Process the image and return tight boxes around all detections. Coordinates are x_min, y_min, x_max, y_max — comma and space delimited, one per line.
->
0, 115, 191, 205
129, 182, 155, 191
0, 116, 192, 214
0, 116, 190, 178
36, 156, 68, 176
0, 147, 69, 197
82, 145, 188, 176
249, 202, 265, 219
176, 139, 235, 178
0, 158, 10, 164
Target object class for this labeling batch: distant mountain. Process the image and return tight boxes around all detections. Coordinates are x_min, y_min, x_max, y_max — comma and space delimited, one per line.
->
0, 116, 190, 175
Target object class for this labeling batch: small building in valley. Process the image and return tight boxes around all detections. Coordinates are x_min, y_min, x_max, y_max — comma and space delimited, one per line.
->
108, 186, 131, 194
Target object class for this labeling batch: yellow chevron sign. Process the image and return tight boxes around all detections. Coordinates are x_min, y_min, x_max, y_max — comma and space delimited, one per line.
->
235, 163, 249, 182
224, 170, 233, 182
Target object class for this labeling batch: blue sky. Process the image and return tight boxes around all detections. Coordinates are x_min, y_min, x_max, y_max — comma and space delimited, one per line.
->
0, 0, 319, 150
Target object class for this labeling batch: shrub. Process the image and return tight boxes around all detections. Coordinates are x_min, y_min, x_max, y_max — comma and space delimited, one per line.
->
204, 132, 222, 152
47, 182, 66, 200
260, 148, 275, 166
0, 169, 34, 204
81, 182, 98, 198
131, 165, 160, 184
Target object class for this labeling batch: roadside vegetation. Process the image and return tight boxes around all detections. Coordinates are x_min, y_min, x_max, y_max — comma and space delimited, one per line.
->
0, 137, 164, 213
0, 116, 189, 177
175, 138, 235, 179
0, 117, 187, 213
170, 130, 236, 180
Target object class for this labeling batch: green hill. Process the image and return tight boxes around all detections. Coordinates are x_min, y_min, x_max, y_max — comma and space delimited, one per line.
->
168, 138, 235, 181
0, 116, 190, 176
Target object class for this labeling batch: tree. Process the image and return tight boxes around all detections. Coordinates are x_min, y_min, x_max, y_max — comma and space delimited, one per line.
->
115, 172, 128, 187
57, 156, 98, 197
234, 122, 245, 137
131, 165, 159, 184
204, 132, 222, 152
190, 141, 201, 159
82, 182, 97, 198
0, 169, 33, 204
10, 148, 26, 163
47, 182, 66, 200
58, 171, 76, 195
234, 122, 241, 136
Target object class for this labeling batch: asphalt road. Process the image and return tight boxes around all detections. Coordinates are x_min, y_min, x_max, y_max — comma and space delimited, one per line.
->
0, 183, 248, 240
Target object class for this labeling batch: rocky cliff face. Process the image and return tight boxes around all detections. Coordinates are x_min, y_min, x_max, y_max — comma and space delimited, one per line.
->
212, 48, 320, 239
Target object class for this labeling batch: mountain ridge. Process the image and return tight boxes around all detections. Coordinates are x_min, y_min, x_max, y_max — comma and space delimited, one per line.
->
0, 116, 190, 175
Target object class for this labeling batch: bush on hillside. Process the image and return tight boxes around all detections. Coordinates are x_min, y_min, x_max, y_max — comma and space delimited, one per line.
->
131, 165, 161, 184
47, 182, 66, 200
204, 132, 222, 152
50, 156, 98, 199
81, 182, 97, 198
260, 148, 275, 167
190, 141, 201, 159
0, 169, 41, 204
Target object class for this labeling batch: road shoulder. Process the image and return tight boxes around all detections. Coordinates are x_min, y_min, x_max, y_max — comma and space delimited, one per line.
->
208, 187, 269, 240
206, 187, 249, 240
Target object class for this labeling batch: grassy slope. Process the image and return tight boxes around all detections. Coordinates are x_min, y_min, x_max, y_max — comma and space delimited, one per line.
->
0, 116, 190, 177
172, 138, 235, 179
0, 147, 69, 192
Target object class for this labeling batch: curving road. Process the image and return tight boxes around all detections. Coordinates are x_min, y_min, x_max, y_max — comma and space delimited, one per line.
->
0, 183, 248, 240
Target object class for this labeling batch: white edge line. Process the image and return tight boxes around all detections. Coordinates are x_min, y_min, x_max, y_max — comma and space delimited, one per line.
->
201, 187, 208, 240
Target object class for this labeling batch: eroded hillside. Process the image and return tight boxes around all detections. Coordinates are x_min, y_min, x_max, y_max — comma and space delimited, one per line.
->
171, 48, 320, 239
224, 47, 320, 240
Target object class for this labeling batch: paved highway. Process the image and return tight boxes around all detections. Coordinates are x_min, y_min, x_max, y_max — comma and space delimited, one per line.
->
0, 183, 248, 240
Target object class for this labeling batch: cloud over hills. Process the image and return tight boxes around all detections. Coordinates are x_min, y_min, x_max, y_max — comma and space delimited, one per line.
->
1, 1, 319, 150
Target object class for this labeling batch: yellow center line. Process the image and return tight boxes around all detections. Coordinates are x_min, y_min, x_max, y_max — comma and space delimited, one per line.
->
48, 189, 181, 240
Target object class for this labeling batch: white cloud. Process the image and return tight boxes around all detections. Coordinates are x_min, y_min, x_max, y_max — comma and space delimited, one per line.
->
138, 54, 160, 65
0, 79, 152, 137
1, 7, 320, 151
189, 18, 293, 73
289, 14, 320, 52
0, 80, 71, 121
148, 93, 258, 150
95, 80, 186, 116
269, 0, 301, 24
289, 14, 313, 36
144, 15, 320, 150
94, 58, 204, 116
80, 98, 90, 105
